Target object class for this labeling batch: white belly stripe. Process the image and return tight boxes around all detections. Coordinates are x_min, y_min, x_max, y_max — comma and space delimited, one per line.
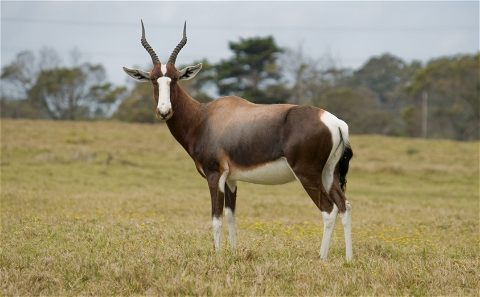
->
227, 157, 297, 185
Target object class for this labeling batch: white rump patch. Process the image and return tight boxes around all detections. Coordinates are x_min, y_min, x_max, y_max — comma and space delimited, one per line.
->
320, 111, 345, 192
228, 157, 297, 185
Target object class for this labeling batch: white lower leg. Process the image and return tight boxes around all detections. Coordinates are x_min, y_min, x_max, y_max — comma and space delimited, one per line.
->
225, 207, 236, 247
339, 201, 353, 260
212, 216, 223, 249
319, 204, 338, 259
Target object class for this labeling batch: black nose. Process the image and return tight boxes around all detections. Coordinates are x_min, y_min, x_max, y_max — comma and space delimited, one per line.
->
158, 109, 171, 119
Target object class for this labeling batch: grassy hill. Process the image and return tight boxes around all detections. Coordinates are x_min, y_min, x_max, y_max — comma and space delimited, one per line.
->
1, 119, 478, 295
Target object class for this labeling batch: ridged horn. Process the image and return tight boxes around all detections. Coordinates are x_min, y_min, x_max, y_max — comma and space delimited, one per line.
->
168, 21, 187, 65
141, 20, 160, 65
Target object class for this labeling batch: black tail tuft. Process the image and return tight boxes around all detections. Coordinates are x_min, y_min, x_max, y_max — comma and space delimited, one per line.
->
339, 145, 353, 193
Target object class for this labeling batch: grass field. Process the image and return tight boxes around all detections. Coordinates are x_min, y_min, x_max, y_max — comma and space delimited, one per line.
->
1, 119, 479, 295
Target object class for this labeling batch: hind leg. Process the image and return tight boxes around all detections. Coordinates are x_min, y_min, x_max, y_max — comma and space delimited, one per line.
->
289, 166, 339, 259
329, 167, 353, 260
320, 201, 338, 259
298, 180, 338, 259
339, 199, 352, 259
289, 159, 349, 259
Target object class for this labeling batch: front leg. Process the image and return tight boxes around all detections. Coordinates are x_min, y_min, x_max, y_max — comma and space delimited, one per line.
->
225, 180, 237, 247
207, 172, 225, 250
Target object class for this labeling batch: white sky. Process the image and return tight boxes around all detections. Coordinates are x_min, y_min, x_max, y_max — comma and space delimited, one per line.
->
1, 1, 479, 86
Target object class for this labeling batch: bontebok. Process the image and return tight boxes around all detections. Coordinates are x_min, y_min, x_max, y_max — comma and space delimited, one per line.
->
123, 21, 354, 259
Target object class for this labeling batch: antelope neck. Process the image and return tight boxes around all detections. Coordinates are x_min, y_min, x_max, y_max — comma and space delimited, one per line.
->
166, 84, 204, 155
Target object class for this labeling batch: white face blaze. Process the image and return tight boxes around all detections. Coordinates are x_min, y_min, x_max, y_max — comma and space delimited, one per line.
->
161, 64, 167, 75
156, 76, 172, 117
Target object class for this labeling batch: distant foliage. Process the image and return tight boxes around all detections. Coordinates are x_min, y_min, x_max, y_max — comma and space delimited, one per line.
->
1, 48, 126, 120
2, 44, 478, 140
215, 36, 287, 104
114, 83, 157, 123
406, 53, 479, 140
348, 54, 421, 108
178, 58, 216, 103
317, 87, 390, 135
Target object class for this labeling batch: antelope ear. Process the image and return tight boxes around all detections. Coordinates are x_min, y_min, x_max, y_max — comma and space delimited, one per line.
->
178, 63, 202, 81
123, 67, 150, 82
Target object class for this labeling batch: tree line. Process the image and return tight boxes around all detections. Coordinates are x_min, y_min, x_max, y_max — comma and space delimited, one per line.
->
1, 38, 478, 140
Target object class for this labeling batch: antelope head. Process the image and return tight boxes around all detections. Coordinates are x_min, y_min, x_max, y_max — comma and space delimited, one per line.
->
123, 20, 202, 120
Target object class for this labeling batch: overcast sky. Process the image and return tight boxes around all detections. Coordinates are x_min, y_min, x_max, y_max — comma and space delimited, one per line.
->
1, 1, 478, 86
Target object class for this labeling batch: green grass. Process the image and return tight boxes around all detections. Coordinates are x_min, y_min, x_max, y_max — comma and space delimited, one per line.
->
1, 119, 479, 295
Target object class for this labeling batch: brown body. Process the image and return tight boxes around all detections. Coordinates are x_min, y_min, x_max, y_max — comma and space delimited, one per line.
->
123, 21, 354, 259
167, 89, 347, 213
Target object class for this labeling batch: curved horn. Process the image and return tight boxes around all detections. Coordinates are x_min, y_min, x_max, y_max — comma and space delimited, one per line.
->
141, 20, 160, 65
168, 21, 187, 65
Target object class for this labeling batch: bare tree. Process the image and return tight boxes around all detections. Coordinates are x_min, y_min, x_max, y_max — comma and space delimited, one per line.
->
1, 48, 127, 120
281, 46, 349, 105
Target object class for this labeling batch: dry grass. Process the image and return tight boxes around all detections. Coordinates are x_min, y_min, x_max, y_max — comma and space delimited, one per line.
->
1, 119, 479, 295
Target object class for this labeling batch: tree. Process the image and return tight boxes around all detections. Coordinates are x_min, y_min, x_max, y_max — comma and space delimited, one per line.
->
1, 48, 126, 120
215, 36, 286, 104
114, 82, 157, 123
89, 82, 128, 118
282, 47, 351, 106
406, 53, 479, 140
178, 59, 216, 103
0, 96, 39, 119
28, 64, 99, 120
1, 51, 45, 102
349, 53, 421, 110
316, 87, 391, 135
